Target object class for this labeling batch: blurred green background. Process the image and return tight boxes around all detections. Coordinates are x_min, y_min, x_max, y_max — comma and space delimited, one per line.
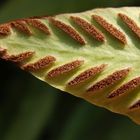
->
0, 0, 140, 140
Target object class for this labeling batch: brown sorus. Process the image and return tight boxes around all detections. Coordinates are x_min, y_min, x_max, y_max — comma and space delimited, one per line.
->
3, 51, 34, 63
92, 15, 127, 44
11, 20, 32, 35
22, 56, 56, 71
47, 60, 84, 78
67, 64, 106, 86
71, 16, 105, 42
108, 76, 140, 98
49, 17, 86, 45
26, 19, 50, 35
118, 13, 140, 39
0, 24, 11, 36
87, 68, 130, 93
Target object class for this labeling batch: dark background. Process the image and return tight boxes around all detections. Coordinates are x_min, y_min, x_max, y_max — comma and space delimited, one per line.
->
0, 0, 140, 140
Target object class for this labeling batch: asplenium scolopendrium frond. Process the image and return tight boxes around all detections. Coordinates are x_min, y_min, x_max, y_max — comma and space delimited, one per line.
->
1, 7, 140, 124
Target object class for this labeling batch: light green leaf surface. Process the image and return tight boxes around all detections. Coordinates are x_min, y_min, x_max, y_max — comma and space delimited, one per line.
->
1, 7, 140, 124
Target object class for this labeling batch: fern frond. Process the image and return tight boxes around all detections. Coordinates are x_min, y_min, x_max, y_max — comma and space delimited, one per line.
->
1, 7, 140, 124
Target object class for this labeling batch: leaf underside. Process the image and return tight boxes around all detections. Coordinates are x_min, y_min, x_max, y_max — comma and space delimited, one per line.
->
1, 7, 140, 124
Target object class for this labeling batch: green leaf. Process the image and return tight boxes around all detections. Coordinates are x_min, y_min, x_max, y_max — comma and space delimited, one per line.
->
1, 7, 140, 125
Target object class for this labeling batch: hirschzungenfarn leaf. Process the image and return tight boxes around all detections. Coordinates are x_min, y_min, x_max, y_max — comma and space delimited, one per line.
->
1, 7, 140, 124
